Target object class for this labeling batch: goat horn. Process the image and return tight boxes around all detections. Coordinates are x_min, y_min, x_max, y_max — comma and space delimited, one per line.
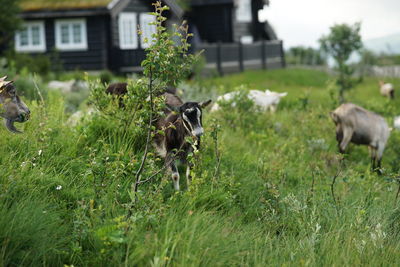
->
5, 119, 22, 134
0, 80, 12, 88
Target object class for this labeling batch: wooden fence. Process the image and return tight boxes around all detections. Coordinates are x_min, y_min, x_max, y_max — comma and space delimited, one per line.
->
195, 40, 285, 75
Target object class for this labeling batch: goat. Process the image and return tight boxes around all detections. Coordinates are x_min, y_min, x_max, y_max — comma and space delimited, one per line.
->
106, 84, 212, 190
154, 93, 211, 190
211, 89, 287, 112
0, 76, 30, 133
379, 80, 394, 99
330, 103, 390, 172
394, 116, 400, 130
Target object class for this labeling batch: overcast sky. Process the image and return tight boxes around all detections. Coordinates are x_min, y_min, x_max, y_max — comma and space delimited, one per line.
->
259, 0, 400, 49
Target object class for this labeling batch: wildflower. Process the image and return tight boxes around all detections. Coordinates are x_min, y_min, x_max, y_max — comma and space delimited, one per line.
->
56, 185, 62, 190
38, 149, 43, 156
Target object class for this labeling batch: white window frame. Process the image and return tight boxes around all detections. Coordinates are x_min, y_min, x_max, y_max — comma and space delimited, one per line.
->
55, 18, 88, 51
236, 0, 252, 22
15, 21, 46, 52
139, 13, 156, 48
118, 12, 138, 50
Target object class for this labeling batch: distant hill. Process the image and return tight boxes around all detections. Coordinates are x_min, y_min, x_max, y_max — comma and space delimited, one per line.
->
364, 33, 400, 55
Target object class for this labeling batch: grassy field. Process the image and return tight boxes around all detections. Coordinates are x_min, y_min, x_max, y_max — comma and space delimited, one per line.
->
1, 68, 400, 266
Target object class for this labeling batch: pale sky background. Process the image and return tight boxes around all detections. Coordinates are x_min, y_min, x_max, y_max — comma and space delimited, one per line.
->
259, 0, 400, 49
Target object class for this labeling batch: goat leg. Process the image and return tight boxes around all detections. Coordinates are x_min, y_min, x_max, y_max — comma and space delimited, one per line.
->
166, 152, 180, 191
186, 162, 193, 188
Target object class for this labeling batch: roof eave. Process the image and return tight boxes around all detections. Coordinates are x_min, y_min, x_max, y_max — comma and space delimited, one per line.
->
20, 7, 109, 19
163, 0, 184, 18
20, 0, 184, 19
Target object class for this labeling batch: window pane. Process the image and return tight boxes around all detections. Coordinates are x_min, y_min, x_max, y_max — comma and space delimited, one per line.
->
140, 14, 156, 48
72, 23, 81, 43
123, 20, 129, 45
19, 27, 29, 46
119, 14, 137, 49
61, 24, 69, 44
127, 20, 133, 44
31, 26, 40, 45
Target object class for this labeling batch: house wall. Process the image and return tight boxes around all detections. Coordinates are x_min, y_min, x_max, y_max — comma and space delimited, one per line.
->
109, 0, 153, 72
232, 21, 250, 42
190, 4, 234, 43
23, 15, 109, 71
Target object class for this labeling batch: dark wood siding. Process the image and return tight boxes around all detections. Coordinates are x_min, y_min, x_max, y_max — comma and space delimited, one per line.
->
189, 4, 233, 43
110, 0, 153, 72
26, 15, 109, 71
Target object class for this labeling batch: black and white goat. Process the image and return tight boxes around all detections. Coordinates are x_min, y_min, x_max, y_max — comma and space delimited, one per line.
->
154, 93, 211, 190
105, 83, 211, 190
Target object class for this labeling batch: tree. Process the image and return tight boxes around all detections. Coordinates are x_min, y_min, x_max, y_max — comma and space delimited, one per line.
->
286, 46, 327, 66
0, 0, 21, 54
358, 49, 378, 77
319, 23, 363, 103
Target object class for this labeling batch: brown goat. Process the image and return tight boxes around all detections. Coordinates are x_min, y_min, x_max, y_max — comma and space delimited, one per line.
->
0, 76, 30, 133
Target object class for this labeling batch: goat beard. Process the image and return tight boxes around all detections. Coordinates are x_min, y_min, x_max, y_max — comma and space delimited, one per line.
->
4, 118, 22, 134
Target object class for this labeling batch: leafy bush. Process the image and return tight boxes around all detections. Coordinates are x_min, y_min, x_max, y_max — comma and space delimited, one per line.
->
5, 51, 52, 77
99, 70, 113, 85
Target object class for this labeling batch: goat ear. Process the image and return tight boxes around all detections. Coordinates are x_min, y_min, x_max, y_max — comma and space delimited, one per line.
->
0, 76, 7, 82
199, 99, 212, 108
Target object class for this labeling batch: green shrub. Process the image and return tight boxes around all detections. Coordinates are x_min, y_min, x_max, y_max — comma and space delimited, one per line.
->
6, 51, 52, 77
99, 70, 113, 85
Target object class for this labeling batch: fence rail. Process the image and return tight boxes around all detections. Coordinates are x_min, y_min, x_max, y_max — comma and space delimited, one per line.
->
195, 40, 285, 75
118, 40, 285, 73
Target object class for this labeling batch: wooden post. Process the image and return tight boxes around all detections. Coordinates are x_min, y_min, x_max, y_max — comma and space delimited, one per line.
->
280, 40, 286, 68
261, 39, 267, 70
217, 41, 223, 76
238, 41, 244, 72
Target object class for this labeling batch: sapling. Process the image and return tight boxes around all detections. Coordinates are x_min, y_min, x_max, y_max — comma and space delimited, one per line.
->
319, 23, 363, 103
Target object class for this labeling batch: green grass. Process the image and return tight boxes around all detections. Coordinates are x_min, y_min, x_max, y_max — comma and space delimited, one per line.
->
20, 0, 111, 11
1, 68, 400, 266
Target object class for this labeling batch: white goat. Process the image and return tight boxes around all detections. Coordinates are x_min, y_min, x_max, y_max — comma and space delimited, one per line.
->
394, 116, 400, 130
379, 81, 394, 99
211, 89, 287, 112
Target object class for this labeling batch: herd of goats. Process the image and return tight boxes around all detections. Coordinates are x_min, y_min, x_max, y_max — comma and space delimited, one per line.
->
0, 75, 399, 190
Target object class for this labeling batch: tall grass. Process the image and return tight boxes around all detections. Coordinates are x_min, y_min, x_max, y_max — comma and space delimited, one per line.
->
1, 68, 400, 266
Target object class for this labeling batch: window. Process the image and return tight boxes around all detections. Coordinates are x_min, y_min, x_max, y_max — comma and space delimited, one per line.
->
236, 0, 252, 22
55, 19, 87, 50
119, 13, 138, 49
15, 21, 46, 52
139, 14, 156, 48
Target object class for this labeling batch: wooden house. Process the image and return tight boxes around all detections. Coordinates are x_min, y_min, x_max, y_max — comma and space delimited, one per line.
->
16, 0, 183, 72
186, 0, 277, 45
184, 0, 284, 74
